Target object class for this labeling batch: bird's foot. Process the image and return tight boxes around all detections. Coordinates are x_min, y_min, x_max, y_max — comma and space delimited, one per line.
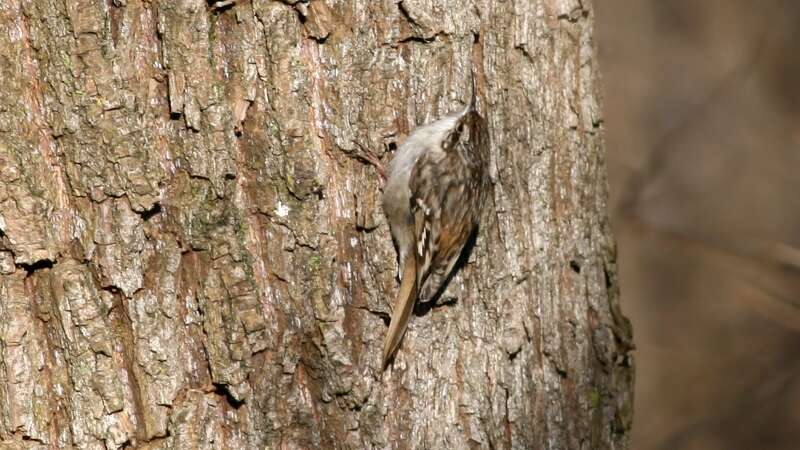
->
352, 142, 387, 180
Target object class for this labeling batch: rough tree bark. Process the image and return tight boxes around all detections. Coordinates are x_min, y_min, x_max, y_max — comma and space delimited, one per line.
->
0, 0, 633, 449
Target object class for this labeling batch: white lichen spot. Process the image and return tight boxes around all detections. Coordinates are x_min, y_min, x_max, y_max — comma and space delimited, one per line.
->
275, 201, 290, 218
350, 237, 358, 248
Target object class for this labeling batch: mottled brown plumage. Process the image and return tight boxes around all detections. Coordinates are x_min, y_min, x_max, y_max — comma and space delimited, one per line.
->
381, 73, 489, 370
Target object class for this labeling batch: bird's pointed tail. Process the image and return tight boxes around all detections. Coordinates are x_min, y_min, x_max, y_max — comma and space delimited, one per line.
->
382, 254, 418, 370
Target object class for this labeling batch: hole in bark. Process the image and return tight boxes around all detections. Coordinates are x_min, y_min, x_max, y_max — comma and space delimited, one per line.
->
310, 34, 329, 44
398, 35, 437, 45
212, 383, 245, 409
294, 5, 307, 24
103, 285, 122, 295
21, 435, 44, 443
137, 202, 162, 221
19, 259, 54, 277
569, 260, 581, 274
362, 305, 391, 326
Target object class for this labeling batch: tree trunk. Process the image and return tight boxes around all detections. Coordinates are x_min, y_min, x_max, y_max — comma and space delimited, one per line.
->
0, 0, 633, 449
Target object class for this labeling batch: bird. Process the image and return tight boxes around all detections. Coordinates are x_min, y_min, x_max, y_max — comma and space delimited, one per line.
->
379, 72, 490, 370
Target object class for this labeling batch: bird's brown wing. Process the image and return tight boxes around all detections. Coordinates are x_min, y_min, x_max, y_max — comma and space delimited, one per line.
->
409, 150, 441, 292
409, 149, 474, 302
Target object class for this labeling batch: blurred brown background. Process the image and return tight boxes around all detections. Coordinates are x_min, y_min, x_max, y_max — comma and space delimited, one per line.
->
596, 0, 800, 449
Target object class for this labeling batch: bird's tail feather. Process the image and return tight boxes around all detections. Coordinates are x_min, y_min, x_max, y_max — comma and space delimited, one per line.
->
382, 255, 417, 370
